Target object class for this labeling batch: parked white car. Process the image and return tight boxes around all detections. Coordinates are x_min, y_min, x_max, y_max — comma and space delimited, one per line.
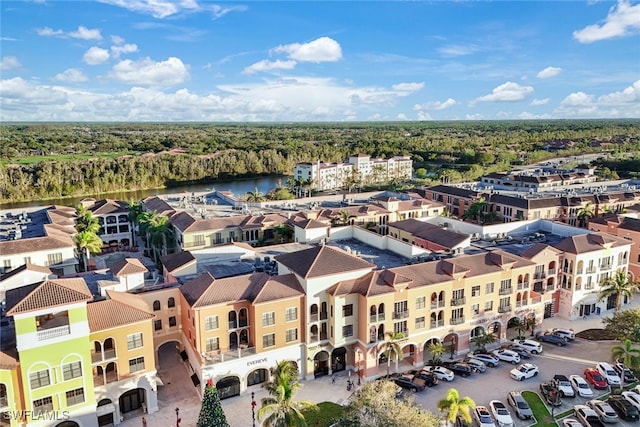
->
510, 363, 539, 381
425, 365, 455, 382
569, 374, 593, 397
511, 338, 543, 354
492, 349, 520, 365
489, 400, 514, 427
587, 399, 619, 423
622, 391, 640, 411
552, 327, 575, 341
474, 405, 497, 427
596, 362, 621, 386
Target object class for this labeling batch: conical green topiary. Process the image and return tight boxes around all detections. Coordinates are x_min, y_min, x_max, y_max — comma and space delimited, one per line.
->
196, 379, 230, 427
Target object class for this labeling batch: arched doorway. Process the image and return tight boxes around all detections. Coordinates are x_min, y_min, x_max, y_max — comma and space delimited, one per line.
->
313, 351, 329, 377
216, 376, 241, 400
97, 398, 115, 426
331, 347, 347, 373
487, 321, 501, 338
247, 368, 268, 387
443, 333, 458, 359
119, 388, 145, 414
507, 316, 523, 339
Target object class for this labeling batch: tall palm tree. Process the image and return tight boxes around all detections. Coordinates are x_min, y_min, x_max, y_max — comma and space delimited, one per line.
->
75, 204, 100, 234
598, 270, 639, 311
137, 210, 156, 250
148, 214, 173, 261
127, 200, 143, 247
611, 339, 640, 370
331, 210, 355, 227
525, 316, 537, 337
74, 230, 103, 272
462, 197, 487, 224
382, 332, 405, 376
246, 186, 265, 203
258, 361, 316, 427
427, 341, 446, 365
577, 201, 594, 228
437, 388, 476, 426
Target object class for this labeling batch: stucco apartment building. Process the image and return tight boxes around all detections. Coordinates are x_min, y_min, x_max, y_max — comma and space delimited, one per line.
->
79, 200, 132, 250
387, 219, 471, 254
588, 215, 640, 281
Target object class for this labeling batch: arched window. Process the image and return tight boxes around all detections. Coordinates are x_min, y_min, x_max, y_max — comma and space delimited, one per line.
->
153, 300, 161, 311
168, 297, 175, 308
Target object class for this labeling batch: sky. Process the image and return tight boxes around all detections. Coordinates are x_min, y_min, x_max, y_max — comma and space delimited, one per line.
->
1, 0, 639, 122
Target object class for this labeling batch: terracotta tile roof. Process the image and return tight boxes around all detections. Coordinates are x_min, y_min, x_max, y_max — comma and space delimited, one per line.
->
87, 299, 155, 332
160, 251, 196, 273
520, 243, 562, 259
105, 290, 153, 314
0, 351, 18, 369
0, 227, 75, 256
327, 270, 411, 297
170, 211, 246, 233
292, 218, 328, 230
108, 258, 148, 276
252, 274, 305, 304
239, 213, 289, 230
389, 219, 469, 248
553, 232, 632, 254
180, 272, 216, 306
142, 196, 176, 217
88, 199, 129, 215
5, 278, 92, 316
0, 263, 52, 282
275, 245, 375, 279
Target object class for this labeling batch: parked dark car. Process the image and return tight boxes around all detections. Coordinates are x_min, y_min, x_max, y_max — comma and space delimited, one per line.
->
406, 369, 439, 387
540, 381, 562, 406
536, 333, 568, 346
503, 344, 531, 359
443, 361, 474, 377
608, 395, 640, 421
613, 362, 639, 383
392, 373, 426, 392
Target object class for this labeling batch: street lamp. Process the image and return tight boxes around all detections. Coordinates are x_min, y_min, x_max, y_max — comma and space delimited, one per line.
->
356, 350, 361, 386
175, 407, 180, 427
251, 391, 257, 427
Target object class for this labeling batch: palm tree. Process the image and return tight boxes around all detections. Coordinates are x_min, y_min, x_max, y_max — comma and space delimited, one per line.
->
274, 224, 293, 243
258, 361, 316, 427
525, 316, 537, 337
437, 388, 476, 426
127, 200, 143, 247
74, 230, 103, 272
577, 201, 594, 228
510, 318, 526, 339
75, 204, 100, 234
382, 332, 405, 376
148, 214, 173, 261
427, 341, 446, 365
611, 339, 640, 370
137, 210, 156, 251
462, 197, 487, 224
331, 210, 355, 227
246, 186, 265, 203
598, 270, 639, 311
470, 332, 497, 352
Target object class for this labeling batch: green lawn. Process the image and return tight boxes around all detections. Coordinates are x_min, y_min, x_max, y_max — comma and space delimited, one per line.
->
521, 391, 558, 427
4, 151, 131, 166
302, 401, 344, 427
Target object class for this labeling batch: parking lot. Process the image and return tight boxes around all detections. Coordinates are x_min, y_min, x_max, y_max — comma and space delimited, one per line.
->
410, 338, 639, 426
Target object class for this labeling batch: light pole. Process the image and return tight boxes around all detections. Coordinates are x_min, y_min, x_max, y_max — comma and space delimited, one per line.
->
356, 350, 361, 386
175, 407, 180, 427
251, 391, 256, 427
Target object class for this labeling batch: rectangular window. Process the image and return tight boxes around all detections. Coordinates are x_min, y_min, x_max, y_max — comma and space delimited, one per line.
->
342, 304, 353, 317
62, 361, 82, 381
500, 279, 512, 289
285, 307, 298, 322
65, 388, 85, 406
394, 321, 408, 336
415, 316, 425, 329
485, 282, 494, 294
33, 397, 53, 412
204, 315, 218, 331
342, 324, 353, 338
500, 297, 511, 308
29, 370, 50, 389
154, 320, 162, 331
415, 296, 426, 310
471, 285, 481, 297
484, 301, 493, 312
262, 333, 275, 348
127, 333, 143, 350
262, 312, 275, 327
47, 252, 63, 265
286, 328, 298, 342
206, 337, 219, 352
169, 316, 177, 327
194, 234, 205, 246
451, 308, 463, 319
471, 304, 480, 315
129, 357, 145, 373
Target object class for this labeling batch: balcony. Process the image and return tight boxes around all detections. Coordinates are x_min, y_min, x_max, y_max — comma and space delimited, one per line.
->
202, 346, 256, 365
548, 269, 556, 275
576, 269, 583, 275
393, 310, 410, 320
310, 313, 319, 322
534, 272, 546, 280
93, 370, 119, 387
37, 325, 70, 341
450, 297, 466, 307
599, 264, 612, 271
450, 316, 465, 325
91, 349, 117, 363
320, 312, 328, 320
430, 301, 445, 309
499, 287, 513, 295
515, 300, 528, 308
517, 282, 529, 290
430, 320, 444, 328
586, 267, 596, 274
498, 305, 512, 314
369, 313, 386, 323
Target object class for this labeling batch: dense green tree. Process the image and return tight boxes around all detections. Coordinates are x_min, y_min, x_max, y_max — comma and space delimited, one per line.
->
427, 342, 446, 365
196, 379, 230, 427
598, 270, 639, 311
577, 202, 595, 228
603, 308, 640, 342
611, 339, 640, 370
74, 230, 103, 272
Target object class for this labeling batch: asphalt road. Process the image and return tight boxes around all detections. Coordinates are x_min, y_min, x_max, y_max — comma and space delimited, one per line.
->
410, 338, 638, 427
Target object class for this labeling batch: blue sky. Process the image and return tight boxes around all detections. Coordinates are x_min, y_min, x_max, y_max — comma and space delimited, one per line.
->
1, 0, 639, 122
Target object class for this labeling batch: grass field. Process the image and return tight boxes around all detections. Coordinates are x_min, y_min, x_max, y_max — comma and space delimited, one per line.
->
301, 401, 344, 427
522, 390, 559, 427
4, 152, 131, 166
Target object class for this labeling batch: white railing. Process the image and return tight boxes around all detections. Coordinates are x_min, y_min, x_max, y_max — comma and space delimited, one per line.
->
37, 325, 70, 341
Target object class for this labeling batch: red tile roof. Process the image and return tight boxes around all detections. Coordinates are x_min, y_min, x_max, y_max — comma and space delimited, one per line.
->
108, 258, 148, 276
5, 278, 92, 316
87, 298, 155, 332
275, 245, 375, 279
553, 232, 632, 254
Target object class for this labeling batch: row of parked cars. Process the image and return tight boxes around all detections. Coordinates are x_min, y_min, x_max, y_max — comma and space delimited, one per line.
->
563, 386, 640, 426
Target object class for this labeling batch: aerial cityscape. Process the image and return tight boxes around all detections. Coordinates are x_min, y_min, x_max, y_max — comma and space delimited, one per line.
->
1, 1, 640, 427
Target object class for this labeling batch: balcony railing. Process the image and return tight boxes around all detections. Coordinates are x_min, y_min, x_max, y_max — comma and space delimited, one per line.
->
450, 297, 466, 306
586, 267, 596, 274
515, 300, 528, 308
548, 268, 556, 275
585, 284, 594, 290
534, 272, 546, 280
430, 320, 444, 328
599, 264, 612, 271
393, 310, 410, 319
369, 313, 386, 323
37, 325, 70, 341
310, 313, 319, 322
546, 284, 555, 292
430, 301, 445, 309
450, 316, 465, 325
203, 346, 256, 365
499, 287, 512, 295
310, 334, 318, 341
0, 396, 7, 409
498, 305, 512, 313
91, 349, 116, 363
576, 269, 583, 275
320, 312, 328, 320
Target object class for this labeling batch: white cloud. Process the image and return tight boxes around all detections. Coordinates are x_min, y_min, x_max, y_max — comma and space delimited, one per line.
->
273, 37, 342, 63
53, 69, 89, 83
37, 26, 102, 40
416, 111, 433, 121
242, 59, 297, 75
530, 98, 551, 106
473, 82, 534, 103
396, 113, 408, 120
1, 56, 21, 71
536, 66, 562, 79
111, 43, 138, 58
465, 113, 483, 120
109, 57, 190, 86
438, 44, 480, 57
83, 47, 110, 65
573, 0, 640, 43
391, 82, 425, 92
98, 0, 246, 19
598, 79, 640, 105
414, 98, 457, 110
560, 91, 594, 106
